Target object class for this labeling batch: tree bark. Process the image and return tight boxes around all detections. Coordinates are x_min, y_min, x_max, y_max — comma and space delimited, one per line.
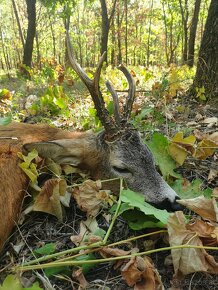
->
193, 0, 218, 100
100, 0, 117, 63
179, 0, 189, 63
187, 0, 201, 67
147, 0, 154, 66
11, 0, 25, 49
23, 0, 36, 68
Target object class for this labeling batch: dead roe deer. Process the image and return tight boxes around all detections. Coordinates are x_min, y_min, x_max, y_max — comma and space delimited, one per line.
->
0, 34, 181, 251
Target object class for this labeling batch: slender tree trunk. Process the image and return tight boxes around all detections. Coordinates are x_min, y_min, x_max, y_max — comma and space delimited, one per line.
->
187, 0, 201, 67
64, 12, 70, 67
162, 2, 169, 64
179, 0, 189, 63
11, 0, 25, 49
99, 0, 117, 63
124, 0, 128, 64
0, 26, 10, 73
35, 31, 40, 64
23, 0, 36, 68
193, 0, 218, 101
111, 18, 115, 66
147, 0, 154, 66
49, 16, 56, 59
117, 2, 122, 64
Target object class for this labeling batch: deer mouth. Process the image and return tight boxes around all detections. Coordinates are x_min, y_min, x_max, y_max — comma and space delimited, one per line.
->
151, 196, 184, 212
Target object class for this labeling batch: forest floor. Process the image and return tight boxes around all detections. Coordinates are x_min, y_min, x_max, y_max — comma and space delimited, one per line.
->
0, 69, 218, 290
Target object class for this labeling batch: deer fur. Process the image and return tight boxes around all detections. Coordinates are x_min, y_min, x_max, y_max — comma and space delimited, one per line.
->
0, 121, 181, 251
0, 33, 182, 252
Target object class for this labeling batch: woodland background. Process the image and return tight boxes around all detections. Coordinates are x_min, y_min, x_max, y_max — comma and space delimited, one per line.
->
0, 1, 218, 290
0, 0, 217, 105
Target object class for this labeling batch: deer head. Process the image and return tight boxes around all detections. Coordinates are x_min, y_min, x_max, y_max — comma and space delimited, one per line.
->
24, 33, 182, 211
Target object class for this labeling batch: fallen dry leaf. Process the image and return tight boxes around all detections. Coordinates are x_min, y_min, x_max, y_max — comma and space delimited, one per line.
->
33, 178, 67, 221
72, 267, 89, 289
167, 212, 218, 277
121, 255, 164, 290
202, 117, 217, 127
194, 129, 218, 144
178, 196, 218, 222
186, 219, 218, 246
70, 218, 102, 246
208, 168, 218, 183
99, 246, 131, 259
193, 139, 217, 159
213, 187, 218, 197
72, 180, 113, 216
70, 221, 88, 246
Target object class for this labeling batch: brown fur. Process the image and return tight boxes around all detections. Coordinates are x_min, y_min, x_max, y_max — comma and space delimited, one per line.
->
0, 122, 90, 251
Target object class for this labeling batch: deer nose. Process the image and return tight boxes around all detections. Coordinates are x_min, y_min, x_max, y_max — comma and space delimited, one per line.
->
170, 196, 184, 211
155, 196, 184, 212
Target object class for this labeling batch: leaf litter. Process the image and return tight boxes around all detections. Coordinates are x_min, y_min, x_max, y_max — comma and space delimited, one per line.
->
0, 96, 218, 290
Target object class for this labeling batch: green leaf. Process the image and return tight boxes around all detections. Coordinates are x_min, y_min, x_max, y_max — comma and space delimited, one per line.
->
18, 150, 38, 166
75, 253, 97, 273
120, 189, 170, 226
44, 266, 71, 278
145, 133, 181, 179
34, 243, 56, 256
0, 115, 12, 125
54, 97, 66, 109
171, 179, 212, 199
19, 163, 38, 183
24, 282, 42, 290
110, 202, 134, 215
122, 210, 165, 230
135, 107, 154, 121
0, 275, 22, 290
18, 150, 38, 183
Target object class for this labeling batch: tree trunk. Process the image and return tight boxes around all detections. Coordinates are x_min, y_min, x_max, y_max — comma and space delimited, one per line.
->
23, 0, 36, 68
187, 0, 201, 67
116, 1, 124, 64
11, 0, 25, 49
147, 0, 154, 66
100, 0, 116, 63
179, 0, 189, 63
124, 0, 128, 64
193, 0, 218, 101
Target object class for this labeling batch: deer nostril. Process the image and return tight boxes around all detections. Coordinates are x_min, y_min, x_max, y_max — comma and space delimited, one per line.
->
171, 196, 184, 211
153, 196, 184, 212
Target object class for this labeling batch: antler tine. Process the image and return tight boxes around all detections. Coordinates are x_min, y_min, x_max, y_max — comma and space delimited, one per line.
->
66, 31, 92, 90
105, 80, 121, 125
118, 64, 136, 123
66, 31, 117, 133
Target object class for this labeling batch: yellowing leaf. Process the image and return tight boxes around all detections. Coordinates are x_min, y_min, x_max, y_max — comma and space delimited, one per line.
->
169, 132, 196, 165
193, 139, 217, 159
168, 143, 188, 166
18, 150, 39, 184
33, 179, 67, 221
19, 163, 38, 183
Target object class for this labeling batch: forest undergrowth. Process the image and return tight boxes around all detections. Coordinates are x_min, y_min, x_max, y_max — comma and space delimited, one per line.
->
0, 62, 217, 290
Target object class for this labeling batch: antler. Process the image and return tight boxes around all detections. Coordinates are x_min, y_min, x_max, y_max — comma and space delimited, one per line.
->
66, 31, 136, 138
66, 32, 118, 135
118, 65, 136, 124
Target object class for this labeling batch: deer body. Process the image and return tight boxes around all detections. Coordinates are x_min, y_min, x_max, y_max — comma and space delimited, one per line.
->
0, 121, 180, 251
0, 33, 181, 251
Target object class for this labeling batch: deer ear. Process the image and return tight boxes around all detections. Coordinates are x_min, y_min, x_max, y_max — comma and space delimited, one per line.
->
23, 140, 82, 166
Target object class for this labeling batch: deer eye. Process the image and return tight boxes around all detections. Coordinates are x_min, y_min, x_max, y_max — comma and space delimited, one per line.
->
112, 166, 131, 175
